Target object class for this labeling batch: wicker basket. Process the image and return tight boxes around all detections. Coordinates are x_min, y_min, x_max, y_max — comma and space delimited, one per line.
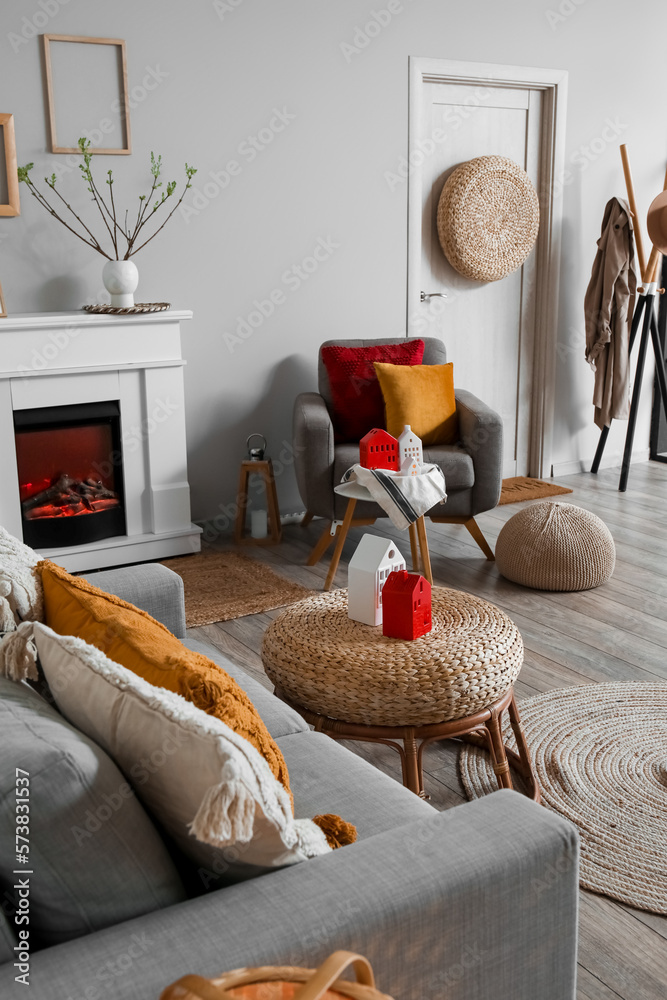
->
436, 155, 539, 282
160, 951, 393, 1000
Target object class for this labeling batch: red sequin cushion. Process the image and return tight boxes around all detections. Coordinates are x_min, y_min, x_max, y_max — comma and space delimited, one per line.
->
321, 341, 425, 442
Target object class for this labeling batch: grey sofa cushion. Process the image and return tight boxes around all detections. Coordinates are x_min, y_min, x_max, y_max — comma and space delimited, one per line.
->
0, 676, 186, 950
0, 909, 16, 966
181, 636, 308, 739
277, 731, 434, 839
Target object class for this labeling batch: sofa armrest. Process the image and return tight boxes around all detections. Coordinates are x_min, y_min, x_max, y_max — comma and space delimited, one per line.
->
293, 392, 335, 520
82, 563, 187, 638
455, 388, 504, 514
14, 792, 579, 1000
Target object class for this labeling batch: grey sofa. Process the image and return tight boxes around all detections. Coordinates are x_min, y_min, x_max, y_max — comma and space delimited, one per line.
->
0, 563, 579, 1000
293, 338, 504, 558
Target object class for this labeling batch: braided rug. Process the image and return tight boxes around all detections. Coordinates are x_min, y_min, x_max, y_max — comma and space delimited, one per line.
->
261, 587, 523, 727
460, 682, 667, 913
437, 155, 539, 282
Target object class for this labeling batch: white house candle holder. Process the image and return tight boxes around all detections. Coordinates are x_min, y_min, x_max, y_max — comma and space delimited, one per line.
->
347, 533, 406, 627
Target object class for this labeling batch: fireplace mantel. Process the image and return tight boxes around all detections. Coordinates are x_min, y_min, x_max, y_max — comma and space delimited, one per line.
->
0, 310, 201, 571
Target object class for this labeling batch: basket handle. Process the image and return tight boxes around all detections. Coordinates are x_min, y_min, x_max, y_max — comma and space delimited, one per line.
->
160, 974, 230, 999
160, 952, 375, 1000
293, 951, 375, 1000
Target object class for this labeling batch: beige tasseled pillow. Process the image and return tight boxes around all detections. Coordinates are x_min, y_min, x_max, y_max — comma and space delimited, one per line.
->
495, 502, 615, 591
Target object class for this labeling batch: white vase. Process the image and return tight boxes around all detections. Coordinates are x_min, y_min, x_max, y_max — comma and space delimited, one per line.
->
102, 259, 139, 308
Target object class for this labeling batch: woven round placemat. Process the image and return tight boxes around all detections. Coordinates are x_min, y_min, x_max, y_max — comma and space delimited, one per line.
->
261, 587, 523, 727
437, 156, 539, 281
82, 302, 170, 314
495, 501, 616, 591
459, 682, 667, 914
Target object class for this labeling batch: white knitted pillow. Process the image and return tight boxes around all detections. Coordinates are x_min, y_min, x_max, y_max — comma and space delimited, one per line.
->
0, 526, 44, 629
33, 624, 331, 873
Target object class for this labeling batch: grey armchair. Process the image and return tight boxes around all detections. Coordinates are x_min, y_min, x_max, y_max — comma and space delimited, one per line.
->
293, 338, 503, 580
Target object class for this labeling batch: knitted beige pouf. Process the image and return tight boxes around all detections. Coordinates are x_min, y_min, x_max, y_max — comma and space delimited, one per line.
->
495, 502, 615, 591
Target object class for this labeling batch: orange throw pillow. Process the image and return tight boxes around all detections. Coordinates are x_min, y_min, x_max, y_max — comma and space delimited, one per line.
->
38, 561, 291, 797
373, 361, 459, 445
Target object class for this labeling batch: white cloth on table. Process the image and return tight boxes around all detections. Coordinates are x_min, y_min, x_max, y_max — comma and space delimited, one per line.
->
335, 463, 447, 530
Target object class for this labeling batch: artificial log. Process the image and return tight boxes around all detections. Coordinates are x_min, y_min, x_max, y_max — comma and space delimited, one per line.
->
22, 474, 119, 520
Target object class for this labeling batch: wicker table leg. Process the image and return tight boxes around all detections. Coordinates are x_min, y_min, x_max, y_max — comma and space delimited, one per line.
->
402, 728, 423, 796
484, 708, 513, 791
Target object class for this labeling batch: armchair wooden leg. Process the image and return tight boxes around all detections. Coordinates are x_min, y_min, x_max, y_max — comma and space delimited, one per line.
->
464, 517, 495, 561
307, 522, 335, 565
429, 515, 495, 561
301, 511, 314, 528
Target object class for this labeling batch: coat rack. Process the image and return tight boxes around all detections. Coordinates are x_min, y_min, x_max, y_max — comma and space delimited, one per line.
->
591, 145, 667, 491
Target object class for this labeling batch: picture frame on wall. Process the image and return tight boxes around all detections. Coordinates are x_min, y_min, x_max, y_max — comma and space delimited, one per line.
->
42, 34, 132, 155
0, 113, 20, 217
0, 281, 7, 319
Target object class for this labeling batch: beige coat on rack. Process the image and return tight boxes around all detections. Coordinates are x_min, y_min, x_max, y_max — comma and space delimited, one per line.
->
584, 197, 638, 430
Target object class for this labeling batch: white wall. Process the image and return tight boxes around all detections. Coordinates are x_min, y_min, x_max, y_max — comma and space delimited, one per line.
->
1, 0, 665, 526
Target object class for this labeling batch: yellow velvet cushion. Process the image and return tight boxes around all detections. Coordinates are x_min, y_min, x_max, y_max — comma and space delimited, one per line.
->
373, 361, 459, 445
38, 561, 291, 797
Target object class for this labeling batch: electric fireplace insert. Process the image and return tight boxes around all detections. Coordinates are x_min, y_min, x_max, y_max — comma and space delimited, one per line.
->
14, 401, 126, 550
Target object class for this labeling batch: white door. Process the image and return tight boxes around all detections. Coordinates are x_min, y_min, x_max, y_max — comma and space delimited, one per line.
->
407, 59, 568, 478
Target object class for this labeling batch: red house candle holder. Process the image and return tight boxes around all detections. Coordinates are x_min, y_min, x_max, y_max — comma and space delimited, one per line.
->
359, 428, 399, 471
381, 570, 432, 640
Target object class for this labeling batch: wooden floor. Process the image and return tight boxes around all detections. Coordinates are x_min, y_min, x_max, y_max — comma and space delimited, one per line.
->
189, 462, 667, 1000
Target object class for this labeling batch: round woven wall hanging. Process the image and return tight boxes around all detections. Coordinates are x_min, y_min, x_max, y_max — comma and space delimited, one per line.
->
437, 155, 540, 281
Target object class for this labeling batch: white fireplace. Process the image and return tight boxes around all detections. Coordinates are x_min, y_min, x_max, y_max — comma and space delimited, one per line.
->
0, 311, 201, 572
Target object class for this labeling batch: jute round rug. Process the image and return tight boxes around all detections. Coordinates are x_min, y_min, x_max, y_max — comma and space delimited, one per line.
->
459, 682, 667, 914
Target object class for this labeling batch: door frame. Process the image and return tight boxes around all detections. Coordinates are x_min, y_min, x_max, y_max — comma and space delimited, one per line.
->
407, 57, 568, 478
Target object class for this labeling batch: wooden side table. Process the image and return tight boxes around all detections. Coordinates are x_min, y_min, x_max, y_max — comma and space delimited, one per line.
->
308, 494, 433, 592
234, 459, 282, 545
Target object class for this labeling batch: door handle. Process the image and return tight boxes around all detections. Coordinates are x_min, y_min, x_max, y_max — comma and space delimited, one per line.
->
420, 291, 447, 301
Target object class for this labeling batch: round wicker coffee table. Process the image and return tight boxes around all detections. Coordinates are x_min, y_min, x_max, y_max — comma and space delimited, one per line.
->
261, 588, 540, 801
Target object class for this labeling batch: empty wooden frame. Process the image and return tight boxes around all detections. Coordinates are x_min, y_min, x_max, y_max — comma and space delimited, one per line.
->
0, 281, 7, 319
0, 114, 20, 217
42, 34, 131, 154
